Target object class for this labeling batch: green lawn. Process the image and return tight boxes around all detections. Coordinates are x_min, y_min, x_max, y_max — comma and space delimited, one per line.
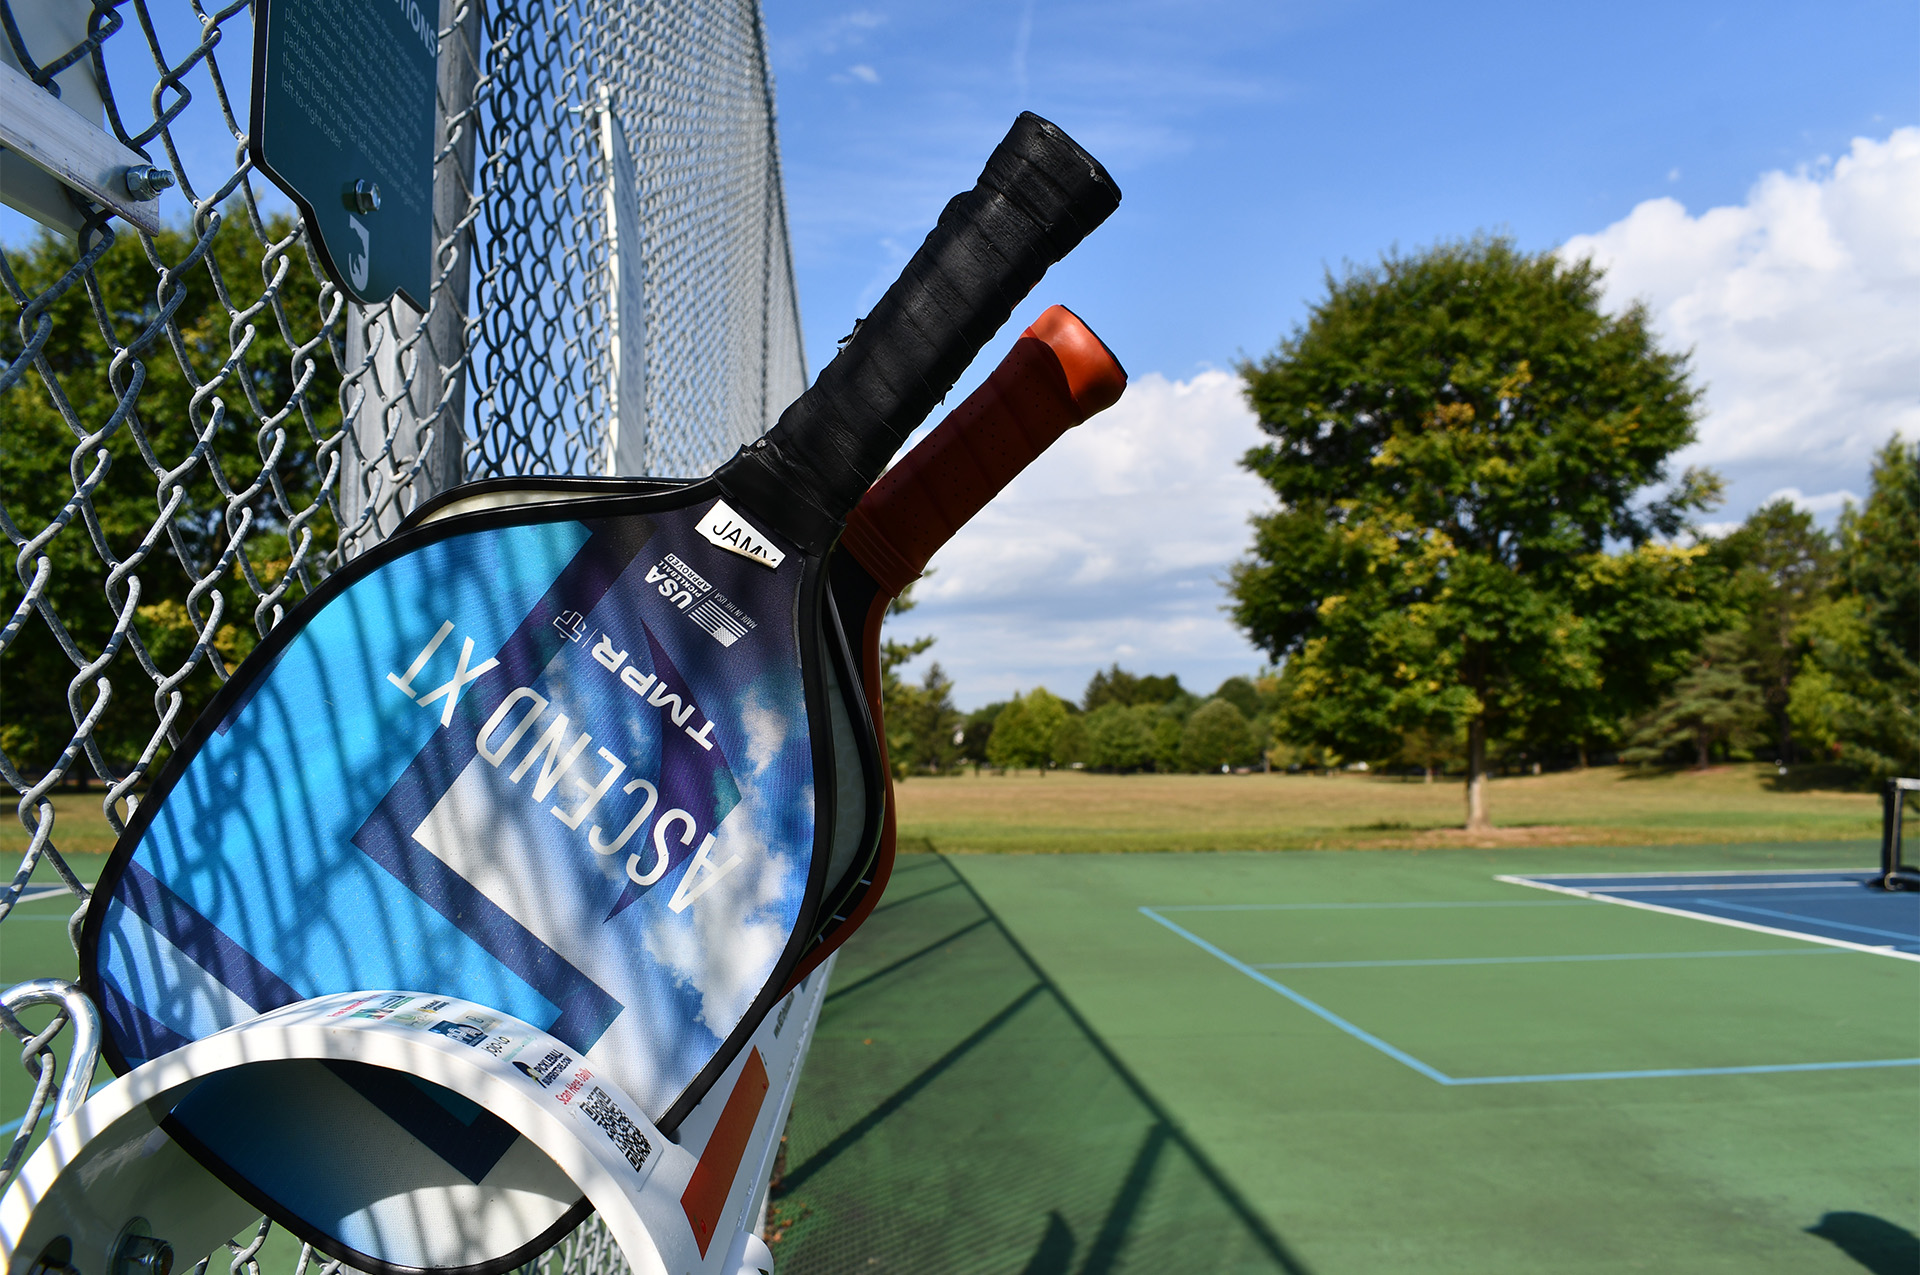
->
771, 845, 1919, 1273
893, 764, 1883, 854
1, 789, 126, 892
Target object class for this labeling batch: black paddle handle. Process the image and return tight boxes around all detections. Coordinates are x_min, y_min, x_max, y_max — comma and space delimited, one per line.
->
714, 111, 1121, 550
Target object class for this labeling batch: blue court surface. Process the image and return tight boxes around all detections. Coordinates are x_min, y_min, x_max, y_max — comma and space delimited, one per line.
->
1496, 868, 1920, 959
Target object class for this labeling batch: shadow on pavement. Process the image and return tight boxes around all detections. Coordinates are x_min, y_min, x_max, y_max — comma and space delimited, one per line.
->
770, 853, 1310, 1274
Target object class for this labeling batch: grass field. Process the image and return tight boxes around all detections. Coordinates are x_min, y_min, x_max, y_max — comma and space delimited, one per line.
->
892, 764, 1882, 853
772, 845, 1919, 1273
0, 764, 1879, 873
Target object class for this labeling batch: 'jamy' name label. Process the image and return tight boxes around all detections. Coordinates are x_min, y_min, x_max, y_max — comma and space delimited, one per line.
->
697, 499, 785, 570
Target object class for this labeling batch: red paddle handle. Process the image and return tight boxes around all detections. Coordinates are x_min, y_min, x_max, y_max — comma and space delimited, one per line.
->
839, 305, 1126, 594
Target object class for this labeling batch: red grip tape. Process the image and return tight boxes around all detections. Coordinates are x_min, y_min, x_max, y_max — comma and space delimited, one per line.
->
841, 305, 1125, 594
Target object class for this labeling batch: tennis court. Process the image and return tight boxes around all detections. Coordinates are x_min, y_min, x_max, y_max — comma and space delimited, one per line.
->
773, 843, 1920, 1273
6, 845, 1915, 1272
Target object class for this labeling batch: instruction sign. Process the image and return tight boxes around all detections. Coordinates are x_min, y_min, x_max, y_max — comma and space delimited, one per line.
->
250, 0, 436, 306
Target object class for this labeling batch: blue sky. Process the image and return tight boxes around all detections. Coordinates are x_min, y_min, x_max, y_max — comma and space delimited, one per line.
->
763, 0, 1920, 707
766, 0, 1911, 385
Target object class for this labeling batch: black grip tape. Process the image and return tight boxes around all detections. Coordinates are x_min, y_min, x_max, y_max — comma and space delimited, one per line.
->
715, 111, 1120, 549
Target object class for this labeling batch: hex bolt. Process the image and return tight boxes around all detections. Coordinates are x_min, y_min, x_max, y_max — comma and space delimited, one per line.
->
346, 179, 382, 214
113, 1218, 174, 1275
123, 164, 175, 201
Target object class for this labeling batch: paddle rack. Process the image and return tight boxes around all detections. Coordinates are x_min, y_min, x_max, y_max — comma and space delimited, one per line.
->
2, 968, 827, 1275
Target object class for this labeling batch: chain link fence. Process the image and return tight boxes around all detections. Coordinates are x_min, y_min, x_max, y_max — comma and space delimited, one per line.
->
0, 0, 805, 1264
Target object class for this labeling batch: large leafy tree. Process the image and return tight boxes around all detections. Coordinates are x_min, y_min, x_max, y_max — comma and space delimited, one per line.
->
1788, 438, 1919, 778
1084, 703, 1155, 771
1717, 499, 1837, 762
986, 688, 1070, 773
1232, 237, 1720, 829
1180, 698, 1255, 772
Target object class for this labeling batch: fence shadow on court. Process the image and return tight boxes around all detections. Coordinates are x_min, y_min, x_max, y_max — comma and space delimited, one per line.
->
769, 853, 1310, 1274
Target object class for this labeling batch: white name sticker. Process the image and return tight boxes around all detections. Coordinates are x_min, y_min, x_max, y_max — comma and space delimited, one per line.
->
697, 499, 786, 570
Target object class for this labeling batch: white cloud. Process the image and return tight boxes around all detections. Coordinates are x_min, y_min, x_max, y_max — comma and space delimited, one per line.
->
895, 369, 1272, 708
1765, 486, 1863, 516
1561, 128, 1920, 523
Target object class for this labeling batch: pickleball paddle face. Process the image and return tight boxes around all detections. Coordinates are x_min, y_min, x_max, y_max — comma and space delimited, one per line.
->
79, 112, 1121, 1275
401, 479, 891, 951
82, 482, 839, 1270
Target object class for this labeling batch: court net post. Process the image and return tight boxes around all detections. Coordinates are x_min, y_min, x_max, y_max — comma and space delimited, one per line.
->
1880, 778, 1919, 892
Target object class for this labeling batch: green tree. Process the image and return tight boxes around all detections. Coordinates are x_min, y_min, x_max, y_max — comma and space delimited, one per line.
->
1049, 710, 1088, 768
1210, 676, 1261, 718
957, 702, 1007, 767
1231, 236, 1719, 830
1788, 438, 1920, 777
877, 577, 938, 776
1082, 664, 1140, 712
1085, 702, 1155, 771
1, 211, 340, 780
1181, 699, 1254, 772
1149, 704, 1189, 773
1082, 664, 1185, 711
986, 688, 1070, 773
1717, 499, 1836, 762
1620, 631, 1767, 768
886, 662, 963, 778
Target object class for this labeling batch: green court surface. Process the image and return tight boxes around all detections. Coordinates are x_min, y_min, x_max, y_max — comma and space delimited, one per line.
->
771, 844, 1920, 1273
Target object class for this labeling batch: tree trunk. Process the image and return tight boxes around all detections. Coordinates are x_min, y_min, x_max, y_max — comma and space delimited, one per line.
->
1424, 766, 1434, 784
1465, 717, 1491, 832
1694, 730, 1710, 769
1577, 742, 1588, 770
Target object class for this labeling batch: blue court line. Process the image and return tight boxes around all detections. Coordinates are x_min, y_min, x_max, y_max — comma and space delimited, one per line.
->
1154, 900, 1595, 912
1449, 1059, 1920, 1085
1704, 900, 1920, 946
1140, 906, 1920, 1087
1139, 907, 1452, 1084
1251, 948, 1846, 970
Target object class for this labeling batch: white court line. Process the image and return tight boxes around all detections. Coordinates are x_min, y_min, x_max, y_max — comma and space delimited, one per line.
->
10, 885, 92, 905
1495, 875, 1920, 963
1519, 868, 1868, 878
8, 887, 92, 906
1251, 948, 1848, 970
1154, 900, 1595, 912
1589, 882, 1874, 893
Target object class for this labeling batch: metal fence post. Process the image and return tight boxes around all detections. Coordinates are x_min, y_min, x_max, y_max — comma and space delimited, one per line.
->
340, 0, 484, 546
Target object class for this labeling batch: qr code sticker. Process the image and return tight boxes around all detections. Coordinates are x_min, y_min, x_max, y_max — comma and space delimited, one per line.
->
579, 1086, 652, 1172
